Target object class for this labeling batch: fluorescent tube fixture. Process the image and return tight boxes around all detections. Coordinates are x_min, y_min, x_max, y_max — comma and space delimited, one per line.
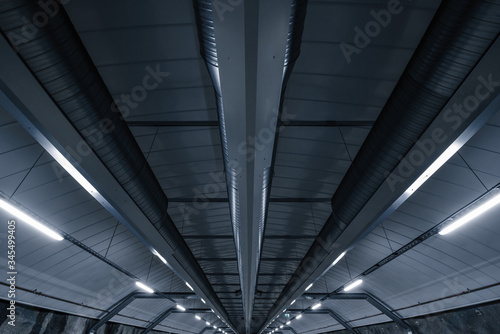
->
206, 322, 210, 326
286, 321, 290, 325
405, 142, 462, 196
176, 304, 186, 311
201, 298, 206, 304
305, 283, 313, 291
135, 281, 154, 293
439, 192, 500, 235
195, 315, 201, 320
50, 149, 98, 196
280, 325, 283, 329
0, 199, 64, 241
290, 299, 296, 305
332, 251, 346, 267
296, 314, 302, 320
344, 279, 363, 292
311, 302, 321, 310
186, 282, 194, 291
152, 249, 167, 264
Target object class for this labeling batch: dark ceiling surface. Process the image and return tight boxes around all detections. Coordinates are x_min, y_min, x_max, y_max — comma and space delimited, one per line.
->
0, 0, 500, 334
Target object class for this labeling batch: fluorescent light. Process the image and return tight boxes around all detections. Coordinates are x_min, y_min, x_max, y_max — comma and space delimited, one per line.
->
332, 251, 346, 266
439, 192, 500, 235
405, 142, 462, 196
152, 249, 167, 264
296, 314, 302, 320
201, 298, 206, 304
213, 326, 217, 329
286, 321, 290, 325
311, 302, 321, 310
206, 322, 210, 326
344, 279, 363, 292
290, 299, 296, 305
50, 149, 98, 195
211, 309, 215, 313
305, 283, 313, 291
176, 304, 186, 311
186, 282, 194, 291
195, 315, 201, 320
135, 281, 154, 293
280, 325, 283, 329
0, 199, 63, 241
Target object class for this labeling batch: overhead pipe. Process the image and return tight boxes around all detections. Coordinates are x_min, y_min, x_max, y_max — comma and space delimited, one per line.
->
262, 0, 500, 330
193, 0, 307, 331
0, 1, 234, 330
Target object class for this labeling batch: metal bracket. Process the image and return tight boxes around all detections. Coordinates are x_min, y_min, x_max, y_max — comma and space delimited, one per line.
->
88, 292, 209, 334
303, 309, 358, 334
301, 292, 414, 334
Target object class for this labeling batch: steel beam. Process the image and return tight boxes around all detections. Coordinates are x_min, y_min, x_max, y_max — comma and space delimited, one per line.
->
210, 1, 301, 331
141, 307, 175, 334
126, 120, 374, 127
302, 310, 358, 334
301, 292, 414, 334
199, 327, 212, 334
89, 293, 137, 334
89, 291, 213, 334
168, 197, 330, 203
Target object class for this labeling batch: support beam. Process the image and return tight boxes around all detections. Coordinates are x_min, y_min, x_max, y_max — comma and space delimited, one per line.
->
126, 120, 374, 127
301, 292, 414, 334
168, 197, 330, 203
89, 293, 136, 334
89, 291, 212, 334
182, 235, 315, 240
141, 308, 175, 334
302, 310, 358, 334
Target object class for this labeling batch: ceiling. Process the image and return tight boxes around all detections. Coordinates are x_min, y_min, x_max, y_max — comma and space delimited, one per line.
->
0, 1, 500, 334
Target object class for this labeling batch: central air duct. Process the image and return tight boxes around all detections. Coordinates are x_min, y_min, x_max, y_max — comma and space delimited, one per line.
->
263, 0, 500, 330
0, 0, 234, 328
193, 0, 307, 331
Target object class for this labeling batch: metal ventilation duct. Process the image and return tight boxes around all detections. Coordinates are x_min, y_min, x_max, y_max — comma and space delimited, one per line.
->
263, 0, 500, 329
193, 0, 307, 331
0, 0, 234, 328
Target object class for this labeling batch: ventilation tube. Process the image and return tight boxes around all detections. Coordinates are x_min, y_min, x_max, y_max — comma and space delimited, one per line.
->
193, 0, 307, 329
0, 0, 231, 323
265, 0, 500, 326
